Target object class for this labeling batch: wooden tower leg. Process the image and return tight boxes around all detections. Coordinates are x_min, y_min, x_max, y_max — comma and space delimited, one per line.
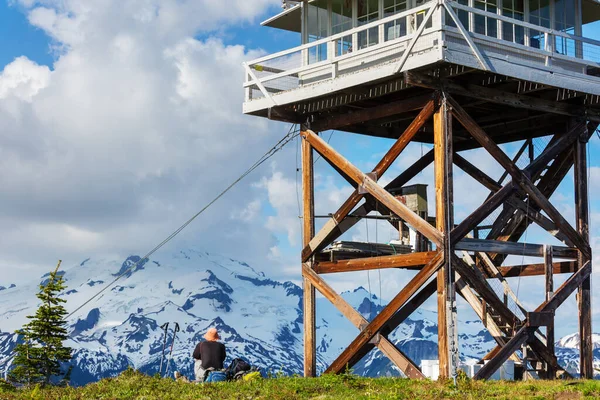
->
544, 244, 555, 378
574, 133, 593, 379
302, 132, 316, 377
435, 97, 456, 379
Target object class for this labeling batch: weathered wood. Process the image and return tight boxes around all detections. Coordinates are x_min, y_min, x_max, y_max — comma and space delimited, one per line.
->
314, 251, 437, 274
326, 252, 444, 374
454, 153, 502, 192
498, 261, 577, 277
351, 279, 439, 368
477, 251, 527, 316
526, 312, 554, 327
544, 245, 555, 378
536, 261, 591, 313
302, 130, 443, 247
575, 136, 593, 379
434, 97, 454, 379
506, 197, 572, 246
311, 94, 433, 132
301, 103, 436, 262
301, 135, 316, 378
450, 98, 591, 259
301, 264, 426, 379
405, 72, 600, 122
385, 149, 435, 192
474, 326, 532, 380
455, 238, 578, 259
451, 184, 514, 244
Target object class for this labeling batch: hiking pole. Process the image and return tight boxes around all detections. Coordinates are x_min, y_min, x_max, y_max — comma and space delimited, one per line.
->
165, 322, 180, 378
159, 322, 169, 377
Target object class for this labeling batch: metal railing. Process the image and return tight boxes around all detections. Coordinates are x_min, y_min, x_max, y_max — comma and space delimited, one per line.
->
244, 0, 600, 104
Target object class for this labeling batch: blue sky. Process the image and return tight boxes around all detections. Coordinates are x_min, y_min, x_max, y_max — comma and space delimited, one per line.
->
0, 0, 599, 340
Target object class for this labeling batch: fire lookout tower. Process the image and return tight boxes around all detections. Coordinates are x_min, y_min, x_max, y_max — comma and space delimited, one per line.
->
243, 0, 600, 380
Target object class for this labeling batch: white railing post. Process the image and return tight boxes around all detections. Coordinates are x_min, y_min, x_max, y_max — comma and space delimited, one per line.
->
544, 32, 552, 67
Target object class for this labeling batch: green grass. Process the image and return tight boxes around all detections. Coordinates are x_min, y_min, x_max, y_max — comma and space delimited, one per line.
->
1, 369, 599, 399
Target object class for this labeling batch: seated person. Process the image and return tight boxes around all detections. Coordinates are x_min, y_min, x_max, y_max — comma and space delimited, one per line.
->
192, 327, 226, 381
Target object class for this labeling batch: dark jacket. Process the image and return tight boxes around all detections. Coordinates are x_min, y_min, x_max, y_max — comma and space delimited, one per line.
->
192, 341, 226, 370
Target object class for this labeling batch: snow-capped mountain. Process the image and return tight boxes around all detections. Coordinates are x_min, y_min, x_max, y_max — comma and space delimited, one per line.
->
0, 250, 597, 385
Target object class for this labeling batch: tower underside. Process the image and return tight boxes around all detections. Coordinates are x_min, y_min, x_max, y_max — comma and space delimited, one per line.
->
298, 78, 595, 380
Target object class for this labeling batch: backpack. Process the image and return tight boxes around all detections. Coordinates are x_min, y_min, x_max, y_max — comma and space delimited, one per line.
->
205, 370, 228, 383
226, 358, 251, 379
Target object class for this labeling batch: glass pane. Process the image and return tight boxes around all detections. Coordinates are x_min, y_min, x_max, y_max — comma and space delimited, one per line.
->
528, 0, 550, 50
502, 0, 524, 44
358, 0, 380, 49
473, 0, 498, 38
307, 0, 329, 63
332, 0, 353, 55
384, 0, 408, 41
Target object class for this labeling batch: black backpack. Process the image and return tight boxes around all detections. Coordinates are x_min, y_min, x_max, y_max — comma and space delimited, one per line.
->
226, 358, 251, 379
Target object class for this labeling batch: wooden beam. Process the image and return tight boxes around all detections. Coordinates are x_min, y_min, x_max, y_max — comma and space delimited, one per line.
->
301, 264, 426, 379
314, 251, 437, 274
544, 245, 555, 378
536, 261, 591, 314
453, 153, 502, 192
575, 135, 593, 379
434, 97, 455, 379
449, 97, 591, 259
326, 252, 444, 374
404, 72, 600, 122
301, 103, 437, 262
474, 326, 532, 380
350, 279, 439, 368
455, 238, 578, 259
302, 130, 443, 247
451, 183, 515, 244
311, 94, 433, 131
498, 261, 577, 277
505, 197, 573, 246
385, 149, 434, 192
301, 135, 316, 378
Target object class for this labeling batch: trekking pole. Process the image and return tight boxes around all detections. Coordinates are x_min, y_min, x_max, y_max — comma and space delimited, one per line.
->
159, 322, 169, 377
165, 322, 180, 378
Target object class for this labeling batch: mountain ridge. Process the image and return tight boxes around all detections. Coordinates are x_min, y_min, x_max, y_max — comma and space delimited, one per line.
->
0, 250, 597, 385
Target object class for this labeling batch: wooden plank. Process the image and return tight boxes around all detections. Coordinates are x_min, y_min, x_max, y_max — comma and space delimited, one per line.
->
575, 136, 593, 379
498, 261, 577, 277
326, 252, 444, 374
434, 97, 454, 379
314, 251, 437, 274
405, 72, 600, 122
301, 264, 426, 379
449, 98, 591, 259
302, 130, 443, 247
455, 238, 578, 259
301, 104, 436, 262
301, 135, 316, 378
474, 326, 532, 380
311, 94, 433, 132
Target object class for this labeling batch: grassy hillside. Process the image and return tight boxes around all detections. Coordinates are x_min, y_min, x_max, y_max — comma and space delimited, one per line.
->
0, 369, 599, 399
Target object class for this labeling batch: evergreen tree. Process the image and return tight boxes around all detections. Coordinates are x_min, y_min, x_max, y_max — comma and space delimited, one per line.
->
8, 261, 72, 386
